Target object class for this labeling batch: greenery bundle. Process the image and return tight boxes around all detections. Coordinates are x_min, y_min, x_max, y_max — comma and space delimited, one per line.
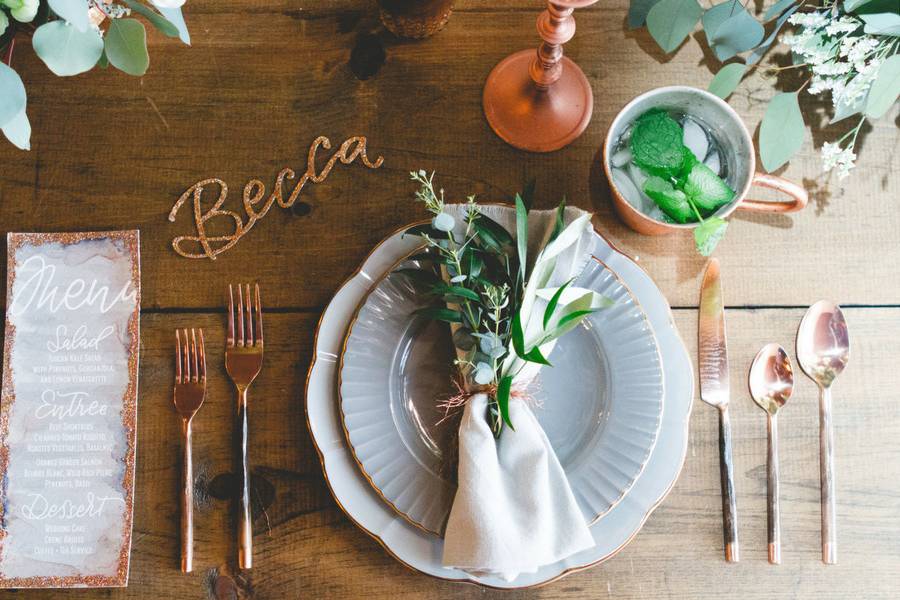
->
629, 0, 899, 180
0, 0, 190, 150
403, 172, 611, 436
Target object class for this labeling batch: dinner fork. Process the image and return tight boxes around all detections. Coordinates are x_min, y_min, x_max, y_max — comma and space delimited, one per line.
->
173, 328, 206, 573
225, 283, 264, 570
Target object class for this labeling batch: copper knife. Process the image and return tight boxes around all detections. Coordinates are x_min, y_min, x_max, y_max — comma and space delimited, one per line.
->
699, 258, 739, 562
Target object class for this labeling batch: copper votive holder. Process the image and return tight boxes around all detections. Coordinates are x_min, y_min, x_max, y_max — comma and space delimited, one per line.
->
379, 0, 454, 39
483, 0, 599, 152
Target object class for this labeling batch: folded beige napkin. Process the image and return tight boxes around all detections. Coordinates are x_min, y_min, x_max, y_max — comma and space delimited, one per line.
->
440, 204, 596, 581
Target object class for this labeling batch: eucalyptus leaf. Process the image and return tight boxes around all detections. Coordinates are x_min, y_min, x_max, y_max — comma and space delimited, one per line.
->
705, 2, 765, 61
865, 54, 900, 119
701, 0, 741, 39
97, 48, 109, 68
708, 62, 746, 98
104, 18, 149, 76
0, 61, 26, 128
759, 92, 805, 172
123, 0, 179, 38
158, 6, 190, 45
48, 0, 90, 31
646, 0, 703, 53
0, 12, 7, 36
628, 0, 662, 28
860, 12, 900, 36
33, 20, 103, 76
832, 73, 870, 123
1, 107, 30, 150
748, 4, 800, 65
763, 0, 797, 21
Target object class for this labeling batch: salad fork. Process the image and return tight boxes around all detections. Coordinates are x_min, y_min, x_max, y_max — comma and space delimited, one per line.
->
225, 283, 264, 570
173, 328, 207, 573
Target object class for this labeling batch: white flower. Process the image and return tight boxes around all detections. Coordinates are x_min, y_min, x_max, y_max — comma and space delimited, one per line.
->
150, 0, 186, 7
821, 142, 856, 180
825, 17, 860, 36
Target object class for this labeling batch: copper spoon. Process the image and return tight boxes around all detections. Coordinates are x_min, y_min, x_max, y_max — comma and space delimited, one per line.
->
797, 301, 850, 564
749, 343, 793, 565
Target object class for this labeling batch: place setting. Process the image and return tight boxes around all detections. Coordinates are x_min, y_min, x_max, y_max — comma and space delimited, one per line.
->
0, 0, 892, 595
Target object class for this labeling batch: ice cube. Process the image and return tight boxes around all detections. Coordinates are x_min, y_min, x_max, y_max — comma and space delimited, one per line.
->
611, 168, 644, 210
627, 162, 648, 190
704, 150, 721, 176
611, 148, 632, 168
682, 118, 709, 161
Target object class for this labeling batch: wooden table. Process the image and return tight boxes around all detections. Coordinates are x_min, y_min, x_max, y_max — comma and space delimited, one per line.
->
1, 1, 898, 598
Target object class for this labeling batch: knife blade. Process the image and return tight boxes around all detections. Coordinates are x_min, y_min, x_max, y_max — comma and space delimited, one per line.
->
698, 258, 740, 562
699, 258, 729, 407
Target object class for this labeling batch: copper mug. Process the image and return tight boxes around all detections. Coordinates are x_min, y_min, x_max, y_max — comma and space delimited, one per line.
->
602, 86, 807, 235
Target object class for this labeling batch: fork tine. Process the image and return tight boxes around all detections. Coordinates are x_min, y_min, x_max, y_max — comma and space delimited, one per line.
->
191, 329, 199, 383
182, 328, 191, 381
227, 285, 236, 347
245, 283, 253, 345
237, 284, 245, 347
175, 329, 183, 384
198, 329, 206, 382
254, 284, 263, 347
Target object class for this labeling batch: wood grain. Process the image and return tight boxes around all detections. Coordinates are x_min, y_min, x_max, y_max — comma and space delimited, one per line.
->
0, 0, 897, 597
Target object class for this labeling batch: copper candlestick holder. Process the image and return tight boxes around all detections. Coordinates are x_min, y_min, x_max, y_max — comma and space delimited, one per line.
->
483, 0, 598, 153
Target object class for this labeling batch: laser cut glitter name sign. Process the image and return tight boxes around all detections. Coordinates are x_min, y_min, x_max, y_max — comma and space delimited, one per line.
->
168, 135, 384, 260
0, 231, 140, 588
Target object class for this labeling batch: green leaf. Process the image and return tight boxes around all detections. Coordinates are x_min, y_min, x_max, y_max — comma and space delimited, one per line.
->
48, 0, 90, 31
704, 1, 765, 61
865, 54, 900, 119
472, 219, 502, 253
694, 217, 728, 256
404, 223, 443, 238
683, 161, 735, 212
543, 278, 574, 329
514, 193, 527, 282
549, 198, 566, 242
708, 63, 746, 99
431, 283, 480, 302
748, 4, 800, 65
474, 211, 513, 246
763, 0, 797, 21
395, 268, 440, 286
1, 107, 30, 150
556, 309, 598, 331
158, 6, 190, 45
97, 48, 109, 68
33, 20, 103, 76
104, 18, 149, 76
646, 0, 703, 53
759, 92, 805, 172
123, 0, 179, 38
511, 311, 526, 357
0, 62, 26, 128
521, 346, 552, 366
860, 12, 900, 36
628, 0, 663, 28
832, 73, 870, 123
630, 110, 686, 177
496, 376, 515, 431
413, 306, 463, 323
643, 176, 694, 223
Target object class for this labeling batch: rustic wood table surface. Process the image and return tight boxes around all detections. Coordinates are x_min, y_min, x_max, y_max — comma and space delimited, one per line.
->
0, 0, 898, 598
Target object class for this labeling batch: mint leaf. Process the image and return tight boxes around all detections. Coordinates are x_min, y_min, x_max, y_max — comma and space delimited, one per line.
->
694, 217, 728, 256
643, 176, 694, 223
630, 111, 686, 177
683, 161, 735, 213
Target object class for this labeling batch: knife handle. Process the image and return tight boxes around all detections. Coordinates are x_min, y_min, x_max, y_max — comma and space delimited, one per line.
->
718, 404, 740, 562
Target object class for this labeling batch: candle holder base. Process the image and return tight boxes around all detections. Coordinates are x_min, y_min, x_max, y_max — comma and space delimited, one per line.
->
483, 49, 593, 153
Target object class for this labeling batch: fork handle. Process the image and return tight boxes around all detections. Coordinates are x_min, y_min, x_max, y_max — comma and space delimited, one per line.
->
237, 388, 253, 569
181, 418, 194, 573
718, 404, 739, 562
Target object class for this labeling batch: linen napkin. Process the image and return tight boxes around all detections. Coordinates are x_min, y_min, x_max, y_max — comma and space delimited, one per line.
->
440, 204, 596, 581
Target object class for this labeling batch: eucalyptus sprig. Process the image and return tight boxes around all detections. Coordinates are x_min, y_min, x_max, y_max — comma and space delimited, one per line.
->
402, 171, 612, 436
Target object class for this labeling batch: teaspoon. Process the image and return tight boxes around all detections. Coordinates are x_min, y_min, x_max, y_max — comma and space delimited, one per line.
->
796, 301, 850, 564
749, 343, 793, 565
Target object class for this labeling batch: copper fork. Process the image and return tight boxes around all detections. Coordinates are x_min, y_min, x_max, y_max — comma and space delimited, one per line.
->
225, 284, 264, 570
173, 328, 207, 573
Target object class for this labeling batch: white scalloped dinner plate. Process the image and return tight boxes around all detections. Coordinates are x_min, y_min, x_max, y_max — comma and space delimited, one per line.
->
339, 255, 664, 535
305, 223, 693, 589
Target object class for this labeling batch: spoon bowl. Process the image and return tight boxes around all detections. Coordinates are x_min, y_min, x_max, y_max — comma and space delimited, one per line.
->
749, 343, 794, 415
797, 301, 850, 389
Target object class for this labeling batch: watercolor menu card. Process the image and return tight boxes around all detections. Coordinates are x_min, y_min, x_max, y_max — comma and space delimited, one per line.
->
0, 232, 140, 588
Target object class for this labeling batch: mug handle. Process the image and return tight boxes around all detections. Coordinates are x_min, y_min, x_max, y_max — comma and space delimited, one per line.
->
737, 173, 808, 213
